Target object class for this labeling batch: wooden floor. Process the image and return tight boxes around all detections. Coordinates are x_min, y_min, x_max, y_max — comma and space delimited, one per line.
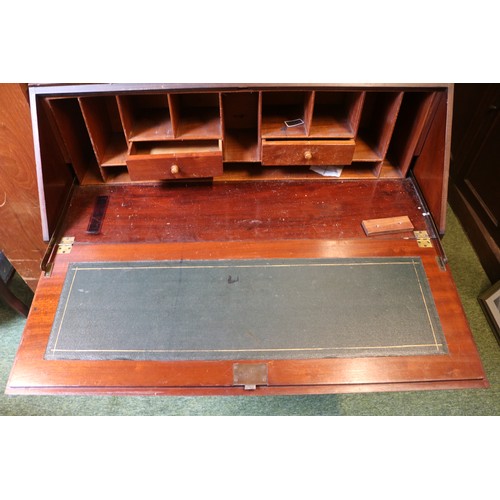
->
6, 179, 488, 395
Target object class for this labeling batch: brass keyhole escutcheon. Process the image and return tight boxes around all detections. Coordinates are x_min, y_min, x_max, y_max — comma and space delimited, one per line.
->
171, 164, 179, 174
304, 150, 312, 160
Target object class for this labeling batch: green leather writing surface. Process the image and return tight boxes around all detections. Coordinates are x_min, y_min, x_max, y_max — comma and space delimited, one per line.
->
45, 258, 447, 361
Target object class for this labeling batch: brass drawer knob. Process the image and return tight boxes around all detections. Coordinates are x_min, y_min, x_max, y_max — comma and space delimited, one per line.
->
171, 164, 179, 174
304, 150, 312, 160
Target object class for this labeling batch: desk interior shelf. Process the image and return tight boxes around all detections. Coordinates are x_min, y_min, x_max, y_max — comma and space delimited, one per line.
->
42, 86, 438, 184
117, 93, 174, 142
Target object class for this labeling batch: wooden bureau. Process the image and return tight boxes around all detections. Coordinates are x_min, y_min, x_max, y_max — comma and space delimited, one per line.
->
5, 83, 487, 395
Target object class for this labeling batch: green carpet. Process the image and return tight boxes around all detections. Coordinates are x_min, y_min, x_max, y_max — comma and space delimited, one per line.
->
1, 206, 498, 415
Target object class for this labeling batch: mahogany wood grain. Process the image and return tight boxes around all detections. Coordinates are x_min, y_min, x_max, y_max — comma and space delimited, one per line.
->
413, 90, 452, 235
6, 238, 487, 395
4, 171, 486, 396
115, 95, 135, 141
126, 141, 223, 181
117, 93, 174, 142
303, 91, 315, 134
45, 98, 101, 183
357, 92, 403, 159
168, 93, 222, 140
261, 139, 355, 166
347, 92, 366, 137
29, 84, 450, 97
222, 131, 259, 162
10, 83, 472, 395
0, 84, 46, 290
8, 379, 488, 396
59, 180, 428, 244
217, 162, 400, 181
80, 161, 403, 185
29, 85, 453, 239
221, 92, 259, 129
261, 91, 314, 138
79, 96, 128, 167
387, 91, 436, 176
30, 91, 75, 241
222, 92, 259, 162
361, 216, 414, 236
352, 136, 382, 162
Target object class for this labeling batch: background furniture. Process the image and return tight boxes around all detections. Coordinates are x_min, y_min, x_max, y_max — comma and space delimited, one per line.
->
0, 251, 31, 317
449, 83, 500, 284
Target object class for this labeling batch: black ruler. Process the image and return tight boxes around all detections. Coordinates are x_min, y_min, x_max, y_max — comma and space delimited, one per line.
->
86, 195, 109, 234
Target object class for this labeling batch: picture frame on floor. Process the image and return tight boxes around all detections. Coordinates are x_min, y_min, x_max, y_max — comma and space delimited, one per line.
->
479, 281, 500, 346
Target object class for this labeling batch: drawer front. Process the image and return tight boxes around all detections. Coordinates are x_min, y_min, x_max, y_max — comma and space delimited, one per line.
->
261, 139, 355, 166
127, 151, 223, 181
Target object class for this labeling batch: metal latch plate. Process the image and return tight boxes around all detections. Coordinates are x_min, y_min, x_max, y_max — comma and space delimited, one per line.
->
233, 363, 268, 390
414, 230, 433, 248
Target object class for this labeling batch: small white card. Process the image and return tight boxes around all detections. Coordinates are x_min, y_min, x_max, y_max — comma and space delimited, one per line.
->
309, 166, 343, 177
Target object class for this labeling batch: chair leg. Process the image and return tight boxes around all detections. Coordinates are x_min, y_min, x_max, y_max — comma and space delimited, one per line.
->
0, 277, 29, 318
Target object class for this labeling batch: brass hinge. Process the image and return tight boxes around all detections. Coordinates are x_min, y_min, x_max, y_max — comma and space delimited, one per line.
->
57, 236, 75, 254
414, 230, 433, 248
43, 236, 76, 277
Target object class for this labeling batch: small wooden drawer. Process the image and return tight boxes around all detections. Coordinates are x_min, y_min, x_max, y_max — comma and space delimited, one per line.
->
126, 140, 223, 181
261, 139, 355, 166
